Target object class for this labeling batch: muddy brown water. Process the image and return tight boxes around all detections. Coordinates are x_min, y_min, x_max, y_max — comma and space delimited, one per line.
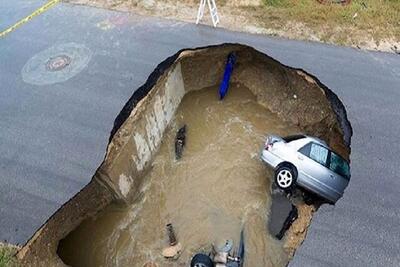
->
58, 84, 300, 267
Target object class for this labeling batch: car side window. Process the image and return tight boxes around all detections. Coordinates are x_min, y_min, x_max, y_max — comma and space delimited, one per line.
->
299, 142, 329, 166
329, 152, 350, 179
310, 144, 329, 165
298, 142, 311, 156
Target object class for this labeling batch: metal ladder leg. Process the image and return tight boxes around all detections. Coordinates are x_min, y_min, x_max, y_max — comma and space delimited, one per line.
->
207, 0, 220, 27
196, 0, 219, 27
196, 0, 206, 24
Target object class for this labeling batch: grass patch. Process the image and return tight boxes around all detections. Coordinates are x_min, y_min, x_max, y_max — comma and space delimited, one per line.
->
0, 245, 17, 267
259, 0, 400, 43
263, 0, 290, 7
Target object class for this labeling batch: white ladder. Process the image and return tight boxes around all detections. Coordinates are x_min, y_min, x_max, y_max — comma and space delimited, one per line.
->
196, 0, 220, 27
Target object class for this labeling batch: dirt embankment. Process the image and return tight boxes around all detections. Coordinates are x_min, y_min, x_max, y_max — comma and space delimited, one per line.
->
65, 0, 400, 53
16, 44, 352, 266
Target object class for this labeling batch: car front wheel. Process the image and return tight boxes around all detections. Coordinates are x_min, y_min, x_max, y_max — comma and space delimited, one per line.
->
275, 166, 296, 190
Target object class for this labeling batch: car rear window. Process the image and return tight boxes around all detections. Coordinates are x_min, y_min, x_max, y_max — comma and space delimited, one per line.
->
309, 143, 329, 165
282, 134, 306, 143
329, 152, 350, 180
299, 142, 329, 166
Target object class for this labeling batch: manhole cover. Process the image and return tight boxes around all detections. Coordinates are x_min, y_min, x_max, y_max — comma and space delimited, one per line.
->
22, 43, 92, 85
45, 55, 72, 72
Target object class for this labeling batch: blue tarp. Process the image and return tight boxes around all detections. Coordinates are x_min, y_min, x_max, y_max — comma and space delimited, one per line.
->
219, 53, 236, 100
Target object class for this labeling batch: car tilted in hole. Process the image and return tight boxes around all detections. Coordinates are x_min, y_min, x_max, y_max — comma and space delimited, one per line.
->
261, 135, 350, 204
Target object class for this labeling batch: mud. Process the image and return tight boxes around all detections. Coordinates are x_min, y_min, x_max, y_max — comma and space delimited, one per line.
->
16, 44, 352, 266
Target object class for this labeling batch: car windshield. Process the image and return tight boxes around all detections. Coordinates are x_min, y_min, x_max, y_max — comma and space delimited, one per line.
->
329, 152, 350, 179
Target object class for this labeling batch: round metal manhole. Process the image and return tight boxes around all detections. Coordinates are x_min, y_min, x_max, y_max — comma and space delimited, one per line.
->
45, 55, 72, 72
22, 43, 92, 85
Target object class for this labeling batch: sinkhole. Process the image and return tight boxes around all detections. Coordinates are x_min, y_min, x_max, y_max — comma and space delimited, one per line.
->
16, 44, 352, 267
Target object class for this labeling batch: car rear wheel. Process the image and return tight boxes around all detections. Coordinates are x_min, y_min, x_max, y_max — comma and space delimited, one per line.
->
275, 166, 296, 190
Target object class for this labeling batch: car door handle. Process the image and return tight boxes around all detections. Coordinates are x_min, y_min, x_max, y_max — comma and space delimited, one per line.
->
329, 174, 334, 179
298, 155, 304, 160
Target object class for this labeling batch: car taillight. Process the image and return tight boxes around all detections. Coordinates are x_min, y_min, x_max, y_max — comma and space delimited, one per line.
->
265, 141, 273, 151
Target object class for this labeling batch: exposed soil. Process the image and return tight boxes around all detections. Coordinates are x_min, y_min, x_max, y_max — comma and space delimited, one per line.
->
64, 0, 400, 53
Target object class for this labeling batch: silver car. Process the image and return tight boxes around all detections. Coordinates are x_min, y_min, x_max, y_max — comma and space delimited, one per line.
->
261, 134, 350, 203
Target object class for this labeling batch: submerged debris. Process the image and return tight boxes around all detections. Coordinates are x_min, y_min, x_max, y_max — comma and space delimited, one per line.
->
190, 229, 245, 267
143, 261, 158, 267
276, 205, 298, 240
162, 223, 182, 259
190, 253, 213, 267
175, 125, 187, 160
162, 243, 182, 259
268, 185, 300, 241
166, 223, 177, 246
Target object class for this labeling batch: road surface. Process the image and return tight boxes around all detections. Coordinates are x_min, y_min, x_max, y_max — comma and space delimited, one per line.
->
0, 1, 399, 266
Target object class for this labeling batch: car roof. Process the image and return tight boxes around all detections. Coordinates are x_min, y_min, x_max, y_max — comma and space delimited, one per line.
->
304, 135, 329, 148
284, 134, 329, 150
283, 135, 349, 163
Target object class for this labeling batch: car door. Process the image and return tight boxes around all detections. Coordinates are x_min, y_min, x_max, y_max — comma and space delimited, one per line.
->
326, 151, 350, 194
296, 142, 334, 193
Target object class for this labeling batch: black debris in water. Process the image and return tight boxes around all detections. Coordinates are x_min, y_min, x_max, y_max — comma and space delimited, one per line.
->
276, 205, 298, 240
175, 125, 187, 160
166, 223, 177, 246
268, 185, 298, 240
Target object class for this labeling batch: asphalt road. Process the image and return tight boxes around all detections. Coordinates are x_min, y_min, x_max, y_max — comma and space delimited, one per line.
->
1, 1, 399, 266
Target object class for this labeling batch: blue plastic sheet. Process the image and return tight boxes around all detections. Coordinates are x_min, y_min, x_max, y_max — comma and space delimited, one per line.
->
219, 53, 236, 100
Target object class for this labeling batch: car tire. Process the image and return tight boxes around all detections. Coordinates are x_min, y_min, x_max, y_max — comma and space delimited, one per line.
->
275, 165, 297, 190
190, 253, 214, 267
